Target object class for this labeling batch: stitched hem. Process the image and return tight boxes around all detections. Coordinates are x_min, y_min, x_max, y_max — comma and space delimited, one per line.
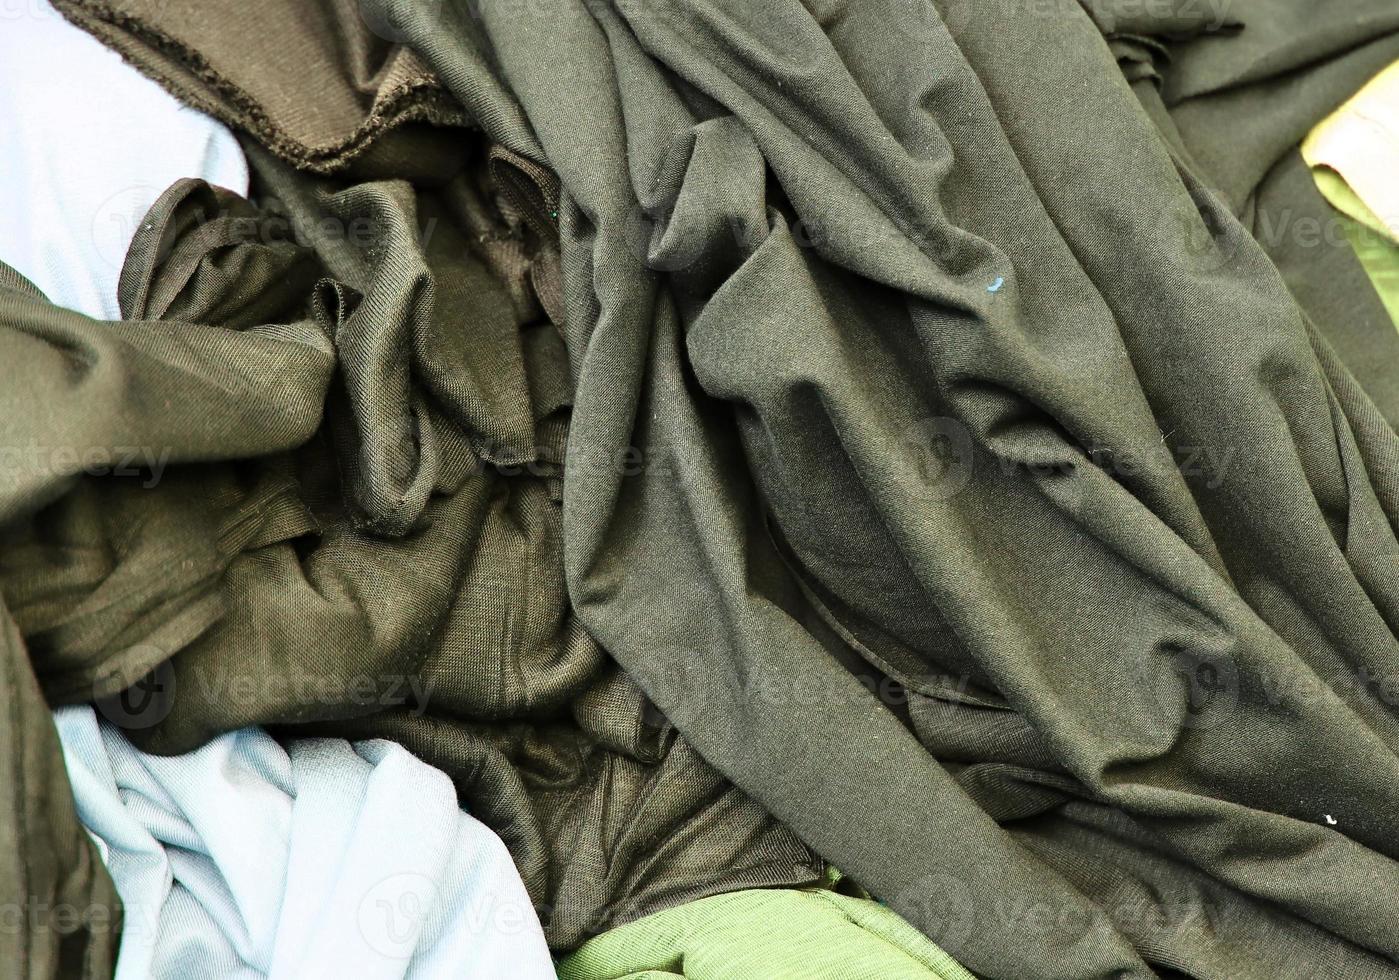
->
51, 0, 472, 174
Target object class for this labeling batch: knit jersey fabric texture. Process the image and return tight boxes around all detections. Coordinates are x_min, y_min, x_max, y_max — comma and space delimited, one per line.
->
8, 0, 1399, 978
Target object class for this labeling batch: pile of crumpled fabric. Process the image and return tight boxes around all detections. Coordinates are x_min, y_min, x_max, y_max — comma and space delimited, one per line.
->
4, 0, 1399, 977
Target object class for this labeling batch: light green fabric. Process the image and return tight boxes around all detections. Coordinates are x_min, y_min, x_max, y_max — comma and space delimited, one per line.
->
557, 886, 976, 980
1315, 166, 1393, 240
1315, 167, 1399, 329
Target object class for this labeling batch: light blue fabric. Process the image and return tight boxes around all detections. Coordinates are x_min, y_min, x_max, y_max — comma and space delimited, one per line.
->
0, 0, 248, 321
55, 706, 555, 980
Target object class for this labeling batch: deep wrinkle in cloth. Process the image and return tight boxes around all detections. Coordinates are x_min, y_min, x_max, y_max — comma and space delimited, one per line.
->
331, 1, 1399, 977
26, 1, 1399, 978
0, 11, 253, 976
2, 7, 828, 960
54, 706, 556, 980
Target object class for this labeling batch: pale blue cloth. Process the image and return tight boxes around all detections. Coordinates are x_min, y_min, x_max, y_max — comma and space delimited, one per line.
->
0, 0, 249, 321
55, 707, 556, 980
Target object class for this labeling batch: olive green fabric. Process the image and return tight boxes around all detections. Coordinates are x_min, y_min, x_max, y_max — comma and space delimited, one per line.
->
0, 186, 336, 979
1337, 215, 1399, 329
2, 133, 821, 960
558, 880, 976, 980
1248, 148, 1399, 421
48, 0, 471, 173
1147, 0, 1399, 427
3, 182, 341, 711
0, 187, 343, 979
0, 427, 121, 980
358, 1, 1399, 977
44, 1, 1399, 978
0, 597, 120, 980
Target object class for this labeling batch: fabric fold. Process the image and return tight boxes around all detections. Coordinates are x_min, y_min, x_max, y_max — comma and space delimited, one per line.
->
54, 705, 556, 979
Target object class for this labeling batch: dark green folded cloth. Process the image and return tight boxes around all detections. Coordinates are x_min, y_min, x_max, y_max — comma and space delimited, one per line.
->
39, 1, 1399, 978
